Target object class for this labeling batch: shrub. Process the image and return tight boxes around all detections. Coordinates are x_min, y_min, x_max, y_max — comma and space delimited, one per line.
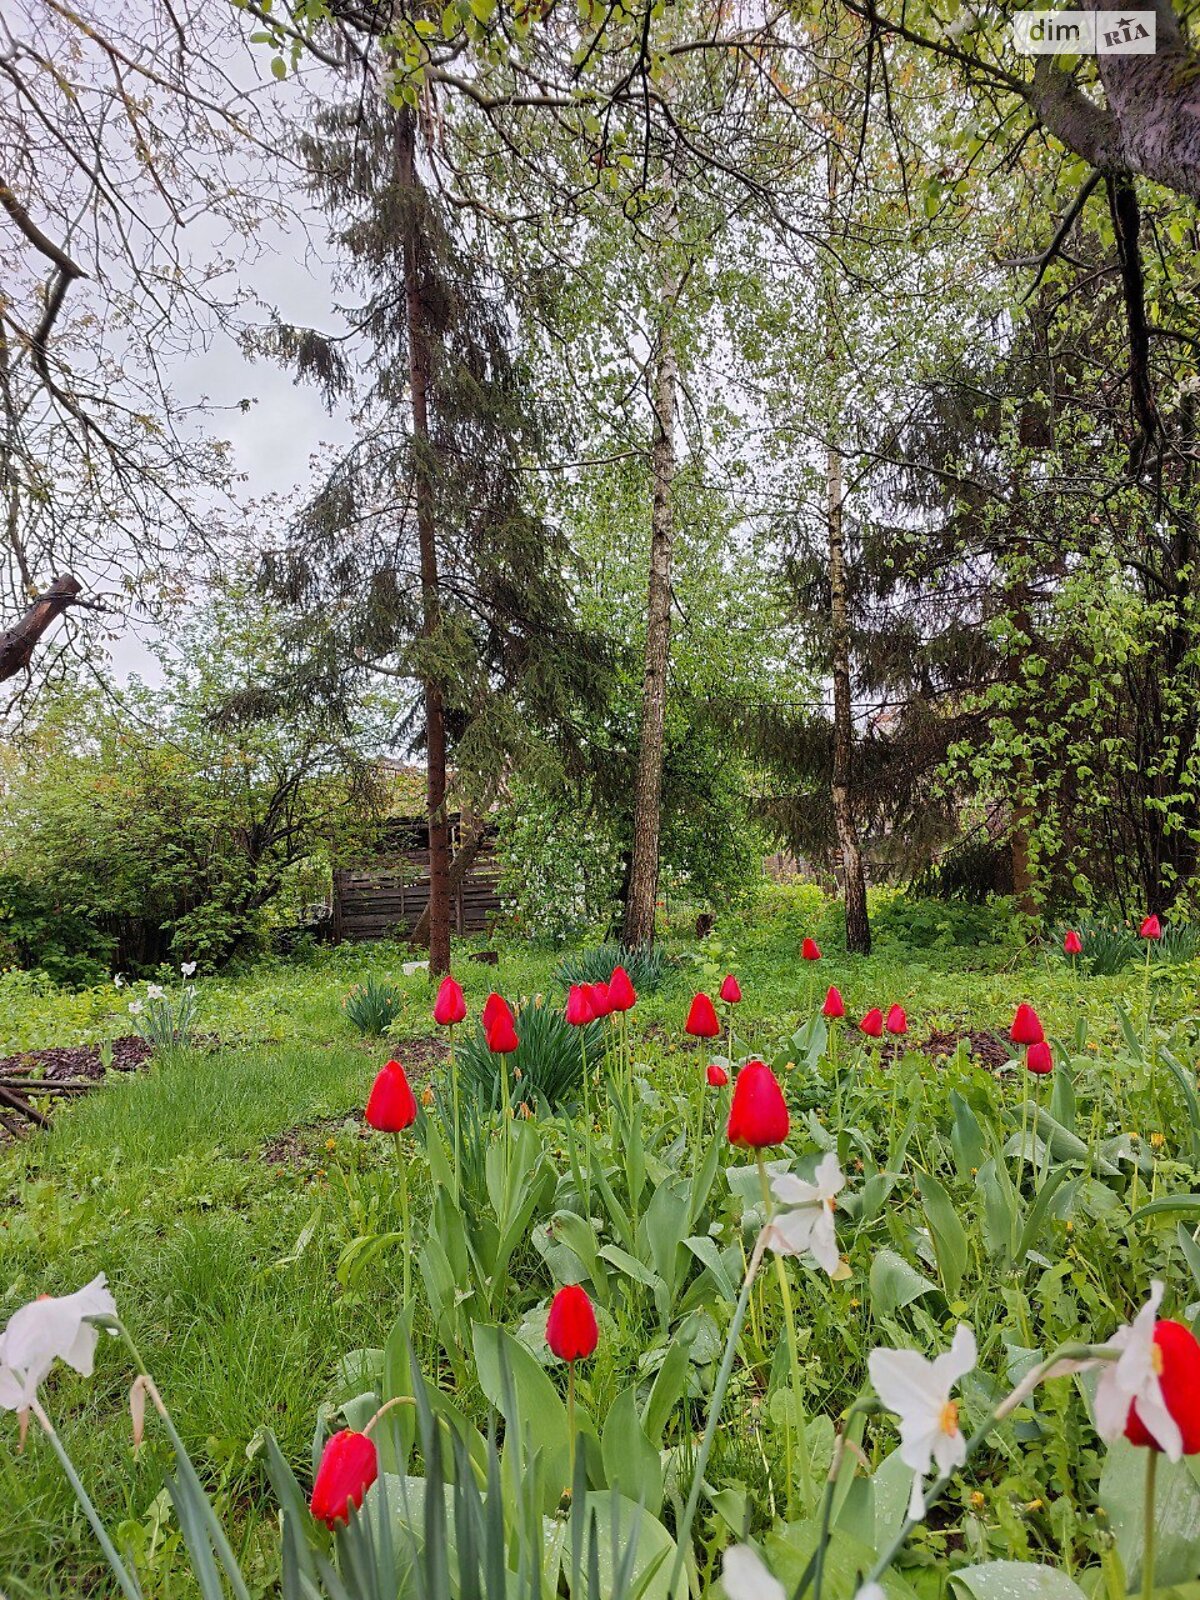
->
456, 997, 605, 1109
342, 975, 403, 1035
0, 874, 113, 987
553, 941, 671, 994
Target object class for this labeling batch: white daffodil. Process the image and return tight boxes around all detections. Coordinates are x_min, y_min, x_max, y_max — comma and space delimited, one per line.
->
868, 1323, 977, 1521
113, 973, 125, 988
128, 1000, 143, 1016
146, 984, 166, 1000
768, 1151, 845, 1275
0, 1275, 117, 1413
180, 962, 197, 978
856, 1587, 886, 1600
1095, 1280, 1181, 1460
722, 1545, 785, 1600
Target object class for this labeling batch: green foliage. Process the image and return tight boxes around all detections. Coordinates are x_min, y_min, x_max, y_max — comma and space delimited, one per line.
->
341, 975, 405, 1036
0, 873, 113, 987
127, 978, 200, 1052
553, 941, 671, 994
455, 997, 604, 1109
867, 893, 1019, 952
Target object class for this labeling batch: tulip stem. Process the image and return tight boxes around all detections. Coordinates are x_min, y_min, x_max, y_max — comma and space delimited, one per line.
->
667, 1228, 769, 1600
757, 1155, 814, 1516
449, 1024, 460, 1201
29, 1397, 143, 1600
567, 1361, 577, 1477
1143, 1449, 1158, 1600
395, 1132, 411, 1305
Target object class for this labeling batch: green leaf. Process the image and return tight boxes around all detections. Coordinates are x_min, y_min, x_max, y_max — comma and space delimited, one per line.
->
471, 1323, 568, 1511
601, 1386, 662, 1514
869, 1248, 937, 1315
917, 1168, 968, 1299
1101, 1439, 1200, 1586
949, 1562, 1089, 1600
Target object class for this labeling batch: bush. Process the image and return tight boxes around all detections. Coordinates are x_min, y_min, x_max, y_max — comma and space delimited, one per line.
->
553, 941, 671, 994
341, 975, 404, 1035
0, 874, 113, 987
456, 997, 605, 1109
867, 892, 1017, 951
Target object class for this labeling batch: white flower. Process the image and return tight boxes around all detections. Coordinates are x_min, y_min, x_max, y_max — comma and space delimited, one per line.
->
1095, 1280, 1181, 1460
868, 1323, 977, 1521
768, 1152, 845, 1274
722, 1545, 784, 1600
180, 962, 197, 978
146, 984, 165, 1000
128, 1000, 144, 1016
0, 1275, 117, 1412
113, 974, 125, 989
856, 1587, 886, 1600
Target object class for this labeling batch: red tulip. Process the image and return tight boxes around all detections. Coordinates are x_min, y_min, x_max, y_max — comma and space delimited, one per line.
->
1010, 1003, 1044, 1046
859, 1008, 883, 1038
720, 973, 742, 1004
365, 1060, 417, 1132
486, 1013, 519, 1055
565, 984, 595, 1026
546, 1284, 598, 1363
1125, 1320, 1200, 1454
588, 982, 611, 1018
1026, 1041, 1053, 1075
607, 966, 637, 1012
885, 1004, 908, 1035
482, 992, 513, 1032
433, 974, 467, 1026
1063, 929, 1083, 956
822, 985, 845, 1019
310, 1429, 378, 1527
706, 1063, 729, 1087
801, 937, 822, 962
726, 1060, 790, 1149
1140, 914, 1162, 940
685, 993, 720, 1039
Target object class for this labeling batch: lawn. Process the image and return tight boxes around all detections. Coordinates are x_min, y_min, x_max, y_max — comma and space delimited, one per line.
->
4, 888, 1200, 1597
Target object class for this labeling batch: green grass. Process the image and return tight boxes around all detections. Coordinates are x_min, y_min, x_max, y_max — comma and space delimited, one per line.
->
4, 886, 1200, 1595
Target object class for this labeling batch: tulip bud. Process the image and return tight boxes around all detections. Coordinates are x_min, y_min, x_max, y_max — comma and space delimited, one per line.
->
482, 992, 513, 1032
1140, 914, 1162, 940
1025, 1041, 1053, 1075
1063, 930, 1083, 956
433, 974, 467, 1026
1010, 1003, 1044, 1046
607, 966, 637, 1012
822, 985, 845, 1019
719, 973, 742, 1004
684, 993, 720, 1038
486, 1014, 519, 1055
885, 1004, 908, 1036
706, 1062, 729, 1087
565, 984, 595, 1026
859, 1008, 883, 1038
546, 1284, 599, 1363
588, 982, 611, 1018
365, 1060, 417, 1132
801, 938, 821, 962
310, 1429, 379, 1528
726, 1060, 789, 1148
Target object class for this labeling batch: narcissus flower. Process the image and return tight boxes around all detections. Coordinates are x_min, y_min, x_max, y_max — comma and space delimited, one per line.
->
720, 973, 742, 1004
868, 1323, 977, 1520
722, 1545, 785, 1600
1010, 1003, 1044, 1046
365, 1060, 417, 1132
822, 985, 845, 1019
486, 1013, 519, 1055
727, 1060, 790, 1148
859, 1008, 883, 1038
607, 966, 637, 1012
565, 984, 595, 1026
1026, 1041, 1053, 1075
886, 1004, 908, 1036
546, 1284, 598, 1363
685, 993, 720, 1039
1095, 1280, 1200, 1459
310, 1429, 378, 1528
482, 992, 513, 1032
706, 1063, 729, 1087
1063, 929, 1083, 956
433, 974, 467, 1026
0, 1275, 117, 1413
801, 937, 821, 961
768, 1152, 845, 1275
1140, 913, 1162, 940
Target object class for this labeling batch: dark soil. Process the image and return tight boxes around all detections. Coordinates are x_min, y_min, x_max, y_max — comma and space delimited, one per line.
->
0, 1035, 152, 1082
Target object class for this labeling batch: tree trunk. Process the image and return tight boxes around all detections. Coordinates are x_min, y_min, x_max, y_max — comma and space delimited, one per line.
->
407, 809, 490, 948
623, 237, 678, 950
397, 112, 452, 977
827, 445, 871, 954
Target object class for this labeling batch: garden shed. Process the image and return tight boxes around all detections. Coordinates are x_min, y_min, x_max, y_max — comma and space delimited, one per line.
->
331, 813, 503, 941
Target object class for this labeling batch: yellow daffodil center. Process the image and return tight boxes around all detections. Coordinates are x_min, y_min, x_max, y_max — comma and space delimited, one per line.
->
939, 1399, 960, 1436
1152, 1343, 1165, 1376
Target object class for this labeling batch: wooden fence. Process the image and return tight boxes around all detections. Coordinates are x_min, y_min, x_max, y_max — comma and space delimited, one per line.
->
332, 823, 502, 941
